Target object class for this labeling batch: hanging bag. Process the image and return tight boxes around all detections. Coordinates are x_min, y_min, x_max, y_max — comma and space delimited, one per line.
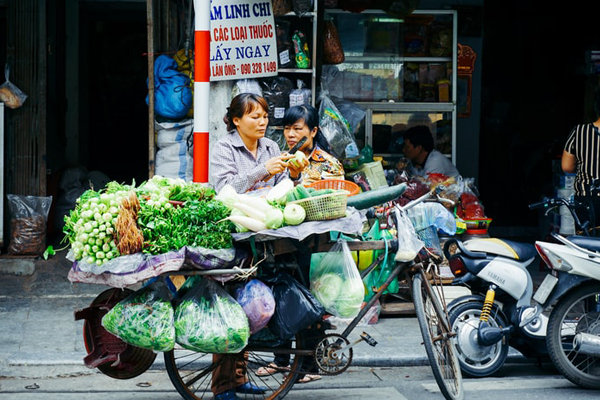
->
264, 272, 325, 341
310, 240, 365, 318
323, 20, 345, 65
101, 278, 176, 352
394, 209, 424, 262
174, 277, 250, 353
0, 64, 28, 109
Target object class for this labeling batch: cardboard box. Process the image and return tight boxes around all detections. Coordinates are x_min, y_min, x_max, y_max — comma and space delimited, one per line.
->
346, 161, 388, 190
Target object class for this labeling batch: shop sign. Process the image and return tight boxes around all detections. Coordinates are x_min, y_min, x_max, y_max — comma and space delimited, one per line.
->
209, 0, 278, 81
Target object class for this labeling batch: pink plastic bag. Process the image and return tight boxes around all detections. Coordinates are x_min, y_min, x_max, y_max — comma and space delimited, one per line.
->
236, 279, 276, 334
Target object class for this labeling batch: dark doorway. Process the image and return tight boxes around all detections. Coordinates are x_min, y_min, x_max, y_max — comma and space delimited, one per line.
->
79, 2, 149, 185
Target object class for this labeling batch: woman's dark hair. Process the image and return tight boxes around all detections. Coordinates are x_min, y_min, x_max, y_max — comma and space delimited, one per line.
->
403, 125, 435, 152
224, 93, 269, 131
282, 105, 331, 152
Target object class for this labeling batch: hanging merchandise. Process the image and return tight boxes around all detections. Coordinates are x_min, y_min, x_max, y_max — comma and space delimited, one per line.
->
232, 79, 263, 98
289, 79, 312, 107
323, 20, 345, 65
318, 89, 356, 160
147, 55, 193, 120
174, 277, 250, 353
0, 63, 28, 109
101, 278, 176, 352
235, 279, 276, 334
264, 272, 325, 341
272, 0, 293, 15
309, 240, 365, 319
292, 30, 311, 69
275, 19, 295, 69
261, 76, 294, 126
291, 0, 313, 16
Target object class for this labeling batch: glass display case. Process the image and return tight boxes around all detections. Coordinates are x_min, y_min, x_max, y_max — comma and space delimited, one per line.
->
322, 9, 457, 163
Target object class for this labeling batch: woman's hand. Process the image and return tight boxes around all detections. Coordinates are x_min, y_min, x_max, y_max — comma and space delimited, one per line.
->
265, 154, 294, 176
286, 153, 309, 179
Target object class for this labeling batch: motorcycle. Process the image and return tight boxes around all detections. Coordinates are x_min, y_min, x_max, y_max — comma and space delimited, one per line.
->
443, 181, 600, 381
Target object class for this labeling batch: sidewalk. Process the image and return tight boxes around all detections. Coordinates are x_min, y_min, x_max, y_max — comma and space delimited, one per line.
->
0, 250, 528, 375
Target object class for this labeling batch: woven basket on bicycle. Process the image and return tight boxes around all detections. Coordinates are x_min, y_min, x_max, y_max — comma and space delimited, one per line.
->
289, 192, 348, 221
307, 179, 360, 196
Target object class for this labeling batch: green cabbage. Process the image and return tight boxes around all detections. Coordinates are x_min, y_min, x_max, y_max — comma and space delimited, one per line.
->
334, 279, 365, 318
311, 273, 343, 310
265, 208, 284, 229
283, 204, 306, 225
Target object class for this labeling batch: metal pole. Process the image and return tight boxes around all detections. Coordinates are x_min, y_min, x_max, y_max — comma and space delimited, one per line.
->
147, 0, 156, 178
193, 0, 210, 183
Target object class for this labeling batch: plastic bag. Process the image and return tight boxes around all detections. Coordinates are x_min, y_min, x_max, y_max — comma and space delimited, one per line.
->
232, 79, 263, 98
310, 240, 365, 319
236, 279, 276, 334
318, 90, 355, 160
292, 30, 311, 69
275, 19, 295, 69
261, 76, 294, 126
394, 209, 424, 262
7, 194, 52, 255
147, 55, 192, 120
364, 227, 399, 301
291, 0, 313, 16
174, 278, 250, 353
0, 64, 28, 109
323, 20, 345, 64
264, 272, 325, 341
101, 278, 176, 352
289, 79, 312, 107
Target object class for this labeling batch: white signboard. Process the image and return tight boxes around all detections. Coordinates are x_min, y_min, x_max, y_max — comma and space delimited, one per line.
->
210, 0, 278, 81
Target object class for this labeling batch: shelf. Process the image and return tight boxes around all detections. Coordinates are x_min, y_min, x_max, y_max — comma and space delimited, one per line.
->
356, 102, 455, 112
278, 68, 315, 74
344, 56, 453, 63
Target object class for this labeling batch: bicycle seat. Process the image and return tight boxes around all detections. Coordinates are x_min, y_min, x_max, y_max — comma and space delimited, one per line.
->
464, 238, 537, 261
566, 235, 600, 253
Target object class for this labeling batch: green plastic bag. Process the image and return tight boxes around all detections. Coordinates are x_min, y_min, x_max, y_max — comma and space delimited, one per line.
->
363, 227, 399, 302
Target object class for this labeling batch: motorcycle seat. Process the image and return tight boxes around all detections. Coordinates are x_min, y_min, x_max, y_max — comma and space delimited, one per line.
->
464, 238, 537, 261
566, 235, 600, 253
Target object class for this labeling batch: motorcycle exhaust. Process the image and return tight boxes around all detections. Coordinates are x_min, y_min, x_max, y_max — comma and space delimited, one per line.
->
573, 333, 600, 357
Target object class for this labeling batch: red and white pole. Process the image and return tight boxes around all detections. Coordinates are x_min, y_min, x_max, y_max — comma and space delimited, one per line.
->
193, 0, 210, 183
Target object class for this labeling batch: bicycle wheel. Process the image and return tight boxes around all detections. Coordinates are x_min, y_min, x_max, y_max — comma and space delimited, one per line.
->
547, 282, 600, 389
164, 334, 305, 400
412, 271, 464, 400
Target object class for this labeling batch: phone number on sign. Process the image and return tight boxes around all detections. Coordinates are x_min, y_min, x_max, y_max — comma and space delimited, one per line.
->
240, 61, 277, 75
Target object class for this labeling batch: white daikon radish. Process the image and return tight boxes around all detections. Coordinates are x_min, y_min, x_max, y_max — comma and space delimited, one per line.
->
226, 215, 268, 232
233, 202, 267, 222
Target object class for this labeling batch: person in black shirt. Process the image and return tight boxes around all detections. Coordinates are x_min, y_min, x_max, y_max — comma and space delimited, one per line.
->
561, 92, 600, 231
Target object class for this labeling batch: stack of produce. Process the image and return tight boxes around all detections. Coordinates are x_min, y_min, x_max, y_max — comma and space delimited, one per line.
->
63, 176, 233, 265
217, 179, 308, 232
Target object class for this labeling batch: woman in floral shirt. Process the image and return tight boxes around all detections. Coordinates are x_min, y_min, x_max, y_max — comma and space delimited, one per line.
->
282, 105, 345, 185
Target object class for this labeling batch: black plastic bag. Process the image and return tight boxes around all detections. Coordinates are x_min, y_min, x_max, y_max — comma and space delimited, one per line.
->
264, 272, 325, 341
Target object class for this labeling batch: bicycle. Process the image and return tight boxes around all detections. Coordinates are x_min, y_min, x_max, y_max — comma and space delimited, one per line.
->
163, 187, 464, 400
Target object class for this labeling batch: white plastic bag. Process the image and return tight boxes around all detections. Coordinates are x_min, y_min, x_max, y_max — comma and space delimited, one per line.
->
309, 240, 364, 319
394, 209, 424, 262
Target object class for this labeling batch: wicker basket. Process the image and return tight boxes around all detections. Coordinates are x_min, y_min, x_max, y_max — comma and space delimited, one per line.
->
307, 179, 360, 196
289, 192, 348, 221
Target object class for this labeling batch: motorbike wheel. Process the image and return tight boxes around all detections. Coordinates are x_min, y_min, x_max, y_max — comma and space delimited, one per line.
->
547, 282, 600, 389
448, 300, 509, 377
